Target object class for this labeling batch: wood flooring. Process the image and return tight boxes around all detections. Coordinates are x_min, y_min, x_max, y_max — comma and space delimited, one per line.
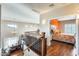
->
10, 40, 75, 56
47, 40, 74, 56
10, 50, 24, 56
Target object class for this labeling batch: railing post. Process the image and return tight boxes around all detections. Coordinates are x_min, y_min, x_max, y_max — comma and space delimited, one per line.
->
41, 38, 47, 56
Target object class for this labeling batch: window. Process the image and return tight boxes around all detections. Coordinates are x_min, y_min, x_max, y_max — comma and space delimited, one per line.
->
64, 24, 76, 34
7, 24, 17, 28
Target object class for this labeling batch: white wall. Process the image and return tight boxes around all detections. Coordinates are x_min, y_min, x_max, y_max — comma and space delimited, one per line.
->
1, 3, 40, 24
78, 20, 79, 55
76, 15, 79, 55
0, 4, 1, 49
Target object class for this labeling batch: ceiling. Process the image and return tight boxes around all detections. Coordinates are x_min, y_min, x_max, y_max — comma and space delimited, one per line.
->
1, 3, 40, 24
24, 3, 70, 14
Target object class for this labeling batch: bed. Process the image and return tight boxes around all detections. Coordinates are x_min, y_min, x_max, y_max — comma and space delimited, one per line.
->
51, 33, 75, 45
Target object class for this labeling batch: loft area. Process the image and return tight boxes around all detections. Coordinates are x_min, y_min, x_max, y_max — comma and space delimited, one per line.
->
0, 3, 79, 56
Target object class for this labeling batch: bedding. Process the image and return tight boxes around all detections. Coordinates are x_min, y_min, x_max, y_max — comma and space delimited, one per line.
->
52, 33, 75, 44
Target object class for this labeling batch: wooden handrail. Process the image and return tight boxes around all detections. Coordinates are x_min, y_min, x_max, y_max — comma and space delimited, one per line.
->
22, 32, 47, 56
23, 37, 47, 56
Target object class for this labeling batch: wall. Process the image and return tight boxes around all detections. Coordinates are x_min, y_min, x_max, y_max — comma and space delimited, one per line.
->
0, 4, 1, 49
60, 19, 76, 33
76, 17, 79, 55
78, 20, 79, 55
1, 20, 39, 48
76, 15, 79, 55
39, 15, 51, 46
